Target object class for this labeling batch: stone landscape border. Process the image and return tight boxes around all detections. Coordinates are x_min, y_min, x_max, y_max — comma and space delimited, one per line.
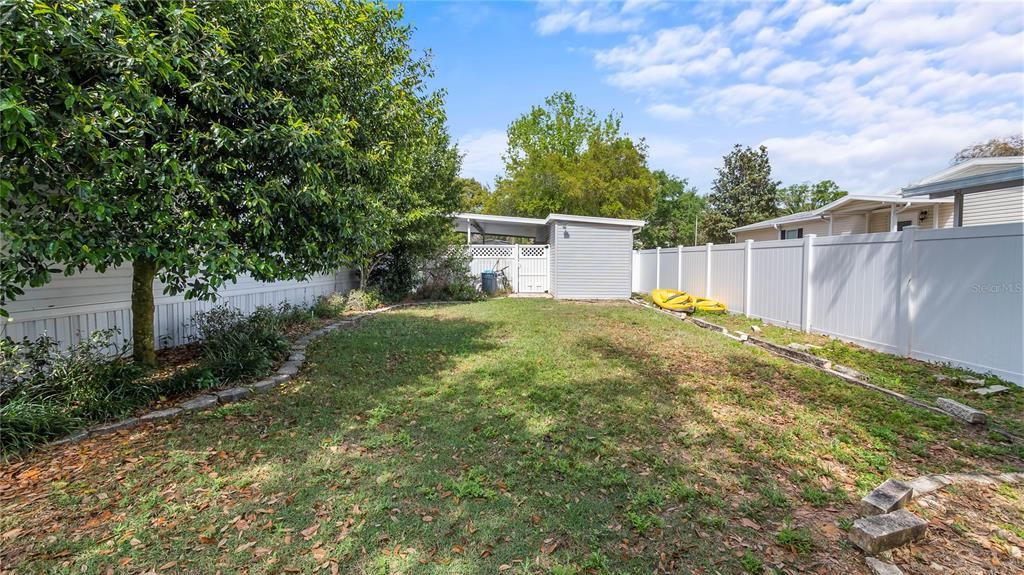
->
47, 300, 473, 448
627, 297, 1023, 444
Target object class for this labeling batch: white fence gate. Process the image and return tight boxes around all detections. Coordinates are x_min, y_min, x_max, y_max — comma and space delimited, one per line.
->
632, 223, 1024, 385
467, 244, 549, 293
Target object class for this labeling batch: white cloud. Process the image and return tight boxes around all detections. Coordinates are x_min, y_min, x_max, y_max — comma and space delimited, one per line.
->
763, 112, 1022, 193
765, 60, 824, 85
536, 1, 647, 35
646, 103, 693, 120
732, 8, 763, 34
458, 130, 507, 186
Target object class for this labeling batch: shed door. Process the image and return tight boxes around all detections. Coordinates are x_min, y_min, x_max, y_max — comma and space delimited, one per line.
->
517, 245, 549, 293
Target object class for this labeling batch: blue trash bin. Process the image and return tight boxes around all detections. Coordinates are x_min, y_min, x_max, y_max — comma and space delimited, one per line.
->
480, 270, 497, 295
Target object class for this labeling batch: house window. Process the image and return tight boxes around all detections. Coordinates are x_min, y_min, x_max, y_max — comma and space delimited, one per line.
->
780, 228, 803, 240
896, 220, 913, 231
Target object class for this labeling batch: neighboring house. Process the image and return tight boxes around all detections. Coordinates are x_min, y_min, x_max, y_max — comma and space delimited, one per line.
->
730, 156, 1023, 242
900, 156, 1024, 226
730, 195, 954, 242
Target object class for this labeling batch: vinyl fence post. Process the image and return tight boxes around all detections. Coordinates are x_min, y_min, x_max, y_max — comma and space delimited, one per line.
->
677, 245, 683, 290
743, 239, 753, 317
801, 234, 816, 333
704, 243, 713, 298
655, 247, 662, 288
897, 226, 917, 356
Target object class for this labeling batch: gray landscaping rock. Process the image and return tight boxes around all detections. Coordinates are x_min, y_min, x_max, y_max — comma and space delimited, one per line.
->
252, 375, 288, 393
277, 361, 301, 376
750, 325, 762, 333
860, 479, 913, 515
179, 394, 218, 411
849, 509, 928, 555
973, 385, 1009, 396
288, 352, 305, 362
90, 418, 139, 436
935, 397, 987, 424
961, 377, 985, 386
832, 364, 865, 379
140, 408, 182, 422
906, 475, 951, 498
866, 557, 904, 575
216, 387, 251, 404
50, 430, 89, 446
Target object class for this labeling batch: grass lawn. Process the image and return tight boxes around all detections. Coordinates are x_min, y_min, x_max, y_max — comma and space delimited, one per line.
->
687, 308, 1024, 438
2, 299, 1021, 574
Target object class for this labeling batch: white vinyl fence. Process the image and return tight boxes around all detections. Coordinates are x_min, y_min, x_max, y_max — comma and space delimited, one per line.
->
2, 265, 358, 351
466, 244, 550, 293
633, 223, 1024, 385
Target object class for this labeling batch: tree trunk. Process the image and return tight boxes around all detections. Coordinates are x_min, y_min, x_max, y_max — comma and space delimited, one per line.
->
131, 257, 158, 367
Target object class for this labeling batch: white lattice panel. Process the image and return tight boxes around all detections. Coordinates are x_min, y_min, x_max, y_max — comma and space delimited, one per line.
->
469, 245, 515, 258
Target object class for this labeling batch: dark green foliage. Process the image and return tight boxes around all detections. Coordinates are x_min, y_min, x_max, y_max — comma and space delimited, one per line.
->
0, 0, 459, 361
702, 144, 781, 243
415, 248, 481, 301
1, 330, 163, 455
192, 305, 290, 382
488, 91, 657, 219
311, 294, 347, 319
635, 171, 706, 248
778, 180, 847, 215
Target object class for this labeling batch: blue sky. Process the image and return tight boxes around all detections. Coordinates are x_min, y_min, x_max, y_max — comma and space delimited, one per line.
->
399, 0, 1023, 195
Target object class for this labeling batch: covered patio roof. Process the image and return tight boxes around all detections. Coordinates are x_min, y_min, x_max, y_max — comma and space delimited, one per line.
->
730, 195, 952, 234
901, 167, 1024, 198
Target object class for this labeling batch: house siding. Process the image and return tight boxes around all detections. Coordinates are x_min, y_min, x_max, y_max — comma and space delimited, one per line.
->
962, 186, 1024, 227
550, 221, 633, 299
548, 222, 558, 297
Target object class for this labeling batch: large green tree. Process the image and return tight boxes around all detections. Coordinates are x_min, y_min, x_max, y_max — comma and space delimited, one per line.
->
635, 171, 705, 248
778, 180, 847, 214
702, 144, 781, 243
0, 0, 454, 365
488, 91, 656, 219
458, 177, 490, 213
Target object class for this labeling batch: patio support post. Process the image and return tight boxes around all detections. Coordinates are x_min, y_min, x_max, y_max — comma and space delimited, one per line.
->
466, 218, 471, 244
677, 245, 683, 290
743, 239, 753, 317
889, 204, 897, 232
954, 192, 964, 227
897, 226, 917, 356
801, 234, 815, 333
704, 243, 713, 298
655, 247, 661, 288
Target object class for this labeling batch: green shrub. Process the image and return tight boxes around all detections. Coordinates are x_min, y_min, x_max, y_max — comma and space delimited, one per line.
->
311, 293, 347, 318
193, 305, 289, 381
344, 288, 383, 312
1, 330, 146, 454
416, 247, 481, 301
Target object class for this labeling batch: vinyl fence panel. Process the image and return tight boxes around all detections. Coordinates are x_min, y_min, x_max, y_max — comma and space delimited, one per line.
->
909, 224, 1023, 382
708, 244, 745, 312
2, 265, 356, 350
810, 233, 902, 352
633, 223, 1024, 385
748, 240, 804, 329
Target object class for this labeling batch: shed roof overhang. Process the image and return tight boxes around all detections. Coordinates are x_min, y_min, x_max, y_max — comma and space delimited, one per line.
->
452, 212, 645, 239
900, 167, 1024, 198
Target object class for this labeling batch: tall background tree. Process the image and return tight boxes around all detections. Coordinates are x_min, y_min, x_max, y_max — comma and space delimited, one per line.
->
487, 91, 657, 219
777, 180, 847, 214
458, 177, 490, 213
0, 0, 457, 365
635, 171, 705, 248
701, 144, 781, 243
952, 134, 1023, 164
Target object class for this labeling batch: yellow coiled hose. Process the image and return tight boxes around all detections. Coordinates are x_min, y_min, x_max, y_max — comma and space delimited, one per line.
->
651, 289, 726, 313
